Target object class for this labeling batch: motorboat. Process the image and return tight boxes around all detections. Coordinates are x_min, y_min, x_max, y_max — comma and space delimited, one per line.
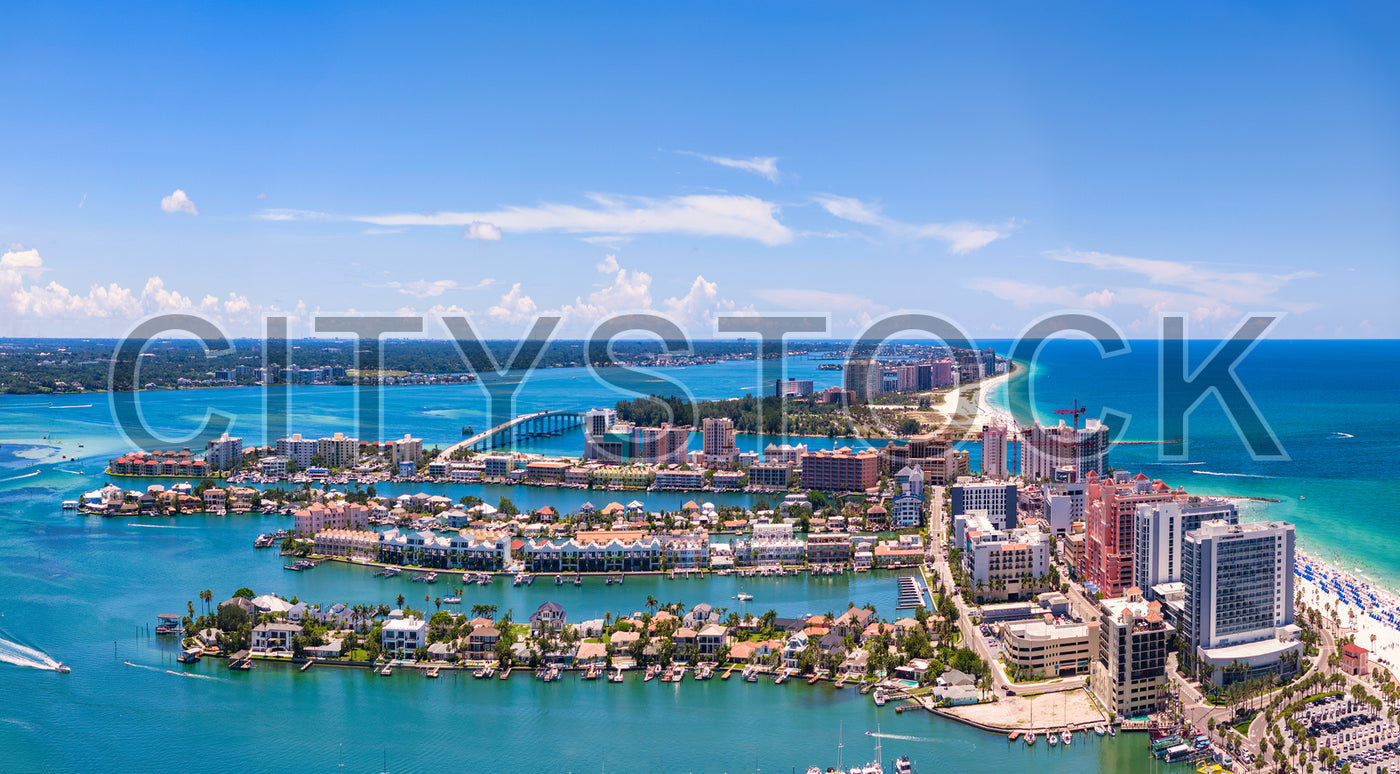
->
873, 687, 886, 706
1093, 725, 1107, 736
1025, 732, 1037, 745
736, 592, 753, 602
55, 663, 70, 673
1061, 730, 1072, 746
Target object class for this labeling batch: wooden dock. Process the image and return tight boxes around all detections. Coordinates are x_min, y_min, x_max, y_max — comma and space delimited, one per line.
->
500, 666, 512, 680
721, 666, 734, 680
895, 702, 923, 713
299, 660, 314, 672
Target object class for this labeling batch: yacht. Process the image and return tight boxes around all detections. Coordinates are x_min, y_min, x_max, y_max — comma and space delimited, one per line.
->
873, 687, 886, 706
736, 592, 753, 602
1025, 732, 1037, 746
442, 596, 461, 604
1048, 732, 1058, 747
54, 663, 70, 674
1061, 730, 1072, 746
893, 756, 914, 774
1093, 725, 1107, 736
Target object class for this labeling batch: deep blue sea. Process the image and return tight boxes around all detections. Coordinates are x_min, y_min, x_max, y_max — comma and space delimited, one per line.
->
0, 340, 1392, 772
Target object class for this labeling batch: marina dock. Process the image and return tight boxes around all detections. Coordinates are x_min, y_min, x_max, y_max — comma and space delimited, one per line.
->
895, 575, 927, 610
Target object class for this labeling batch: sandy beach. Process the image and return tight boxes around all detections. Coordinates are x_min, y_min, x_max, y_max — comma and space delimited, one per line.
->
1296, 553, 1400, 679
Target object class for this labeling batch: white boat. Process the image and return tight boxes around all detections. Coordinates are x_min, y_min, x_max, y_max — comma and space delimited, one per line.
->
1108, 726, 1117, 737
893, 756, 914, 774
442, 596, 461, 604
873, 687, 886, 706
1093, 725, 1107, 736
736, 592, 753, 602
1025, 732, 1037, 745
1048, 732, 1058, 747
55, 663, 70, 673
1061, 730, 1072, 746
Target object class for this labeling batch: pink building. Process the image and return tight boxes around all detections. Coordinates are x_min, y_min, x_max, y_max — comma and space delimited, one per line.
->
295, 501, 371, 534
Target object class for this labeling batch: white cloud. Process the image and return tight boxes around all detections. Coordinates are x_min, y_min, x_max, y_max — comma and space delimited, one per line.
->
752, 287, 889, 318
370, 278, 495, 298
1050, 250, 1318, 312
160, 189, 199, 215
579, 235, 633, 249
265, 193, 794, 246
256, 208, 327, 221
965, 250, 1319, 330
596, 254, 619, 273
463, 221, 502, 241
487, 283, 539, 324
362, 227, 404, 235
678, 151, 781, 182
815, 195, 1011, 254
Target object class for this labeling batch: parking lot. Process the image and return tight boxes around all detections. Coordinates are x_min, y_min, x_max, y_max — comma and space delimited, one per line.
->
1293, 695, 1400, 773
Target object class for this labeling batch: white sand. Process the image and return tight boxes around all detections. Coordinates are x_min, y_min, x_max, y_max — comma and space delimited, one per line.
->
1296, 572, 1400, 680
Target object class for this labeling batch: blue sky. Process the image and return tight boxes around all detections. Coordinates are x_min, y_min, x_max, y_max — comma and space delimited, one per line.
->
1, 2, 1396, 339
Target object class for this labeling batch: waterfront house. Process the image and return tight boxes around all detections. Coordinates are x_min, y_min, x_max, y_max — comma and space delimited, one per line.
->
894, 659, 932, 681
530, 602, 567, 635
610, 630, 640, 652
572, 619, 606, 638
697, 624, 729, 657
683, 603, 720, 629
672, 627, 698, 653
833, 607, 874, 637
575, 642, 608, 667
252, 594, 292, 616
931, 684, 981, 706
202, 488, 226, 512
939, 668, 975, 687
467, 625, 500, 657
818, 632, 846, 660
860, 622, 898, 645
426, 642, 455, 662
840, 649, 869, 677
287, 602, 308, 622
251, 622, 301, 654
382, 617, 427, 654
219, 596, 254, 615
729, 641, 758, 662
781, 632, 810, 670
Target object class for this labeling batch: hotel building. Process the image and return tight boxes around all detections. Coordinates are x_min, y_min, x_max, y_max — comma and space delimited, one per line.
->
1018, 418, 1110, 482
1091, 589, 1174, 719
1182, 520, 1300, 685
801, 447, 880, 492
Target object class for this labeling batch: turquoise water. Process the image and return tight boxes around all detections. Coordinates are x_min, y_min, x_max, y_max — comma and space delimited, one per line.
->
983, 339, 1400, 590
5, 344, 1382, 771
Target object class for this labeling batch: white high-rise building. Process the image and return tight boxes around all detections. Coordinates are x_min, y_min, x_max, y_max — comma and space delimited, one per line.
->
205, 432, 243, 470
1183, 520, 1300, 685
1133, 502, 1183, 594
275, 433, 318, 468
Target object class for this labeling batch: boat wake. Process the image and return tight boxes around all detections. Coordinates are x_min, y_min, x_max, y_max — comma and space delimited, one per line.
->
866, 732, 935, 742
1333, 432, 1355, 439
123, 660, 165, 673
0, 636, 64, 672
47, 404, 94, 409
1152, 461, 1206, 466
166, 669, 223, 682
0, 471, 41, 482
126, 523, 195, 529
1191, 470, 1274, 479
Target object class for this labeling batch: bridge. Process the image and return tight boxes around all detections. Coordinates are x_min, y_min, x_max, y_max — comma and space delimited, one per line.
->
435, 410, 587, 461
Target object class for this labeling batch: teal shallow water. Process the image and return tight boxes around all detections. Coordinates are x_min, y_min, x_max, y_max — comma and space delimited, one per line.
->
5, 344, 1387, 771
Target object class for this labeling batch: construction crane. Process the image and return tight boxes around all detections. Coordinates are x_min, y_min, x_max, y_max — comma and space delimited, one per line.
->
1054, 399, 1087, 430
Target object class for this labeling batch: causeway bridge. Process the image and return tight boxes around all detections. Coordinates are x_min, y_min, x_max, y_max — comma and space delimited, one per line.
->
435, 410, 586, 461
